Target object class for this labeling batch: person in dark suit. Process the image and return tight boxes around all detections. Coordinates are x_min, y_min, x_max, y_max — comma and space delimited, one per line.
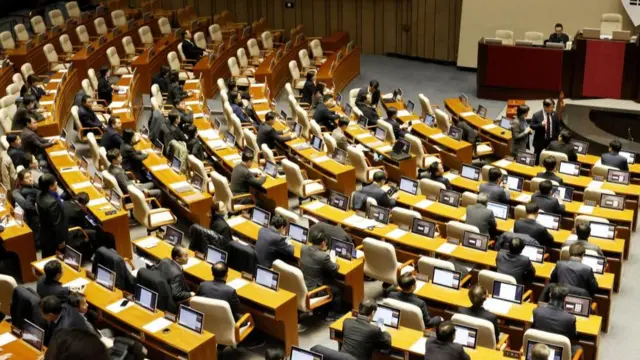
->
601, 139, 629, 171
37, 260, 70, 302
174, 99, 195, 129
424, 321, 471, 360
197, 262, 243, 319
309, 222, 353, 244
230, 151, 266, 195
458, 284, 499, 342
383, 107, 408, 139
256, 215, 294, 267
120, 129, 149, 181
388, 273, 442, 328
20, 75, 46, 103
6, 134, 31, 169
180, 30, 206, 62
97, 66, 115, 105
183, 124, 205, 161
478, 168, 509, 204
355, 93, 379, 126
360, 171, 397, 209
154, 245, 194, 303
357, 80, 381, 107
300, 231, 341, 320
12, 96, 41, 131
229, 91, 256, 127
257, 111, 295, 150
510, 105, 532, 156
78, 95, 106, 130
545, 130, 577, 163
314, 94, 341, 132
167, 72, 188, 106
530, 98, 562, 164
300, 72, 316, 105
151, 65, 170, 93
531, 180, 565, 215
548, 23, 570, 44
310, 82, 325, 112
563, 223, 603, 256
419, 161, 451, 189
40, 296, 92, 346
550, 243, 599, 297
514, 202, 554, 249
496, 237, 535, 284
21, 118, 56, 160
167, 110, 187, 142
64, 192, 115, 255
107, 148, 160, 197
465, 193, 497, 238
536, 156, 564, 185
37, 174, 68, 258
209, 201, 232, 246
533, 284, 581, 355
99, 116, 123, 152
341, 299, 391, 360
14, 169, 40, 242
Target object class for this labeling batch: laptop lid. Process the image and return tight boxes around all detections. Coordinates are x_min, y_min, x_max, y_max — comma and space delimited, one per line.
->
516, 151, 536, 166
438, 189, 461, 207
406, 100, 415, 113
225, 132, 236, 147
374, 127, 386, 142
504, 175, 524, 192
190, 172, 204, 192
22, 319, 45, 351
288, 223, 309, 244
453, 324, 478, 349
558, 161, 581, 177
63, 245, 82, 271
525, 341, 563, 360
135, 284, 159, 312
589, 221, 616, 240
459, 93, 468, 105
607, 169, 629, 185
328, 190, 349, 211
68, 142, 77, 157
96, 264, 116, 291
109, 189, 122, 211
392, 138, 411, 154
399, 176, 418, 195
255, 265, 279, 290
373, 304, 401, 329
293, 123, 303, 138
599, 193, 624, 211
153, 139, 164, 154
551, 185, 574, 202
475, 105, 487, 118
251, 207, 271, 227
291, 346, 324, 360
140, 125, 149, 138
332, 148, 347, 164
486, 201, 509, 220
498, 117, 511, 130
164, 225, 184, 246
423, 113, 435, 126
521, 245, 545, 263
411, 218, 436, 238
171, 156, 182, 173
311, 135, 324, 151
535, 212, 560, 230
448, 126, 463, 141
61, 129, 68, 143
492, 280, 524, 304
570, 140, 589, 155
358, 115, 369, 129
330, 237, 354, 260
460, 165, 481, 181
367, 204, 390, 224
564, 295, 591, 318
205, 245, 228, 264
264, 160, 278, 178
177, 305, 204, 334
462, 231, 489, 252
432, 267, 461, 290
581, 254, 606, 274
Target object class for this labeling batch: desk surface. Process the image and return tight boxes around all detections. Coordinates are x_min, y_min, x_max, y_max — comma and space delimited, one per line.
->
0, 321, 43, 359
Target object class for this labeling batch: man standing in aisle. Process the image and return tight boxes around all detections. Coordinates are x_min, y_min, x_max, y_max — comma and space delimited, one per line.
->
531, 97, 563, 164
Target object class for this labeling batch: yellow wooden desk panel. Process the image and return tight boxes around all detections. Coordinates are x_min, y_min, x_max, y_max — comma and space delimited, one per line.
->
0, 321, 43, 359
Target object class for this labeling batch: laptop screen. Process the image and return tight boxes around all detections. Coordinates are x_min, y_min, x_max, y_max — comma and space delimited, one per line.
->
619, 150, 635, 164
164, 225, 183, 245
448, 126, 463, 141
333, 148, 347, 164
476, 105, 487, 118
63, 246, 82, 272
293, 123, 302, 137
358, 115, 368, 128
372, 304, 401, 329
564, 295, 591, 318
178, 305, 204, 334
607, 169, 629, 185
599, 193, 625, 210
311, 135, 324, 151
570, 140, 589, 155
368, 205, 390, 224
516, 151, 536, 166
291, 346, 323, 360
190, 173, 204, 192
288, 223, 309, 244
454, 325, 478, 349
521, 245, 545, 263
558, 161, 581, 176
329, 190, 349, 211
22, 319, 45, 351
424, 113, 435, 126
462, 231, 489, 251
255, 265, 279, 290
109, 190, 121, 211
581, 254, 605, 274
374, 127, 386, 142
406, 100, 415, 113
225, 132, 236, 147
392, 138, 411, 154
411, 218, 436, 238
251, 207, 271, 227
461, 165, 481, 181
439, 190, 461, 207
590, 221, 616, 240
345, 104, 352, 117
551, 185, 574, 202
498, 117, 511, 130
153, 139, 164, 154
432, 267, 461, 290
492, 281, 524, 304
399, 177, 418, 195
487, 201, 508, 220
525, 341, 563, 360
96, 264, 116, 291
504, 175, 524, 192
330, 237, 354, 260
61, 129, 68, 143
205, 245, 227, 264
264, 160, 278, 178
135, 284, 158, 312
536, 212, 560, 230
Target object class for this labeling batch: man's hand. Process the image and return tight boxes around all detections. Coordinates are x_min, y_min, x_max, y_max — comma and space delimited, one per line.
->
525, 127, 532, 134
542, 119, 547, 127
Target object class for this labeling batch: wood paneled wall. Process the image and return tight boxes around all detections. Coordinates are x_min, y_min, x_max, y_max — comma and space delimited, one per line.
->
147, 0, 462, 62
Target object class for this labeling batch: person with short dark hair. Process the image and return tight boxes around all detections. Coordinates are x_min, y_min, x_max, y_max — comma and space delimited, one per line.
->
174, 98, 195, 128
209, 201, 232, 248
532, 180, 565, 215
301, 71, 317, 105
479, 167, 509, 204
257, 111, 295, 150
167, 72, 188, 106
41, 295, 92, 346
12, 95, 43, 131
420, 161, 451, 189
545, 129, 577, 162
601, 139, 628, 171
184, 124, 205, 160
458, 284, 499, 342
355, 92, 379, 126
120, 128, 149, 181
536, 156, 563, 185
308, 221, 353, 244
68, 292, 101, 337
530, 98, 562, 164
167, 110, 188, 142
7, 134, 30, 169
341, 299, 391, 360
265, 348, 285, 360
100, 116, 123, 151
230, 151, 266, 196
496, 237, 536, 284
531, 343, 551, 360
300, 230, 341, 320
20, 74, 46, 103
151, 65, 170, 93
383, 107, 408, 139
563, 223, 603, 256
107, 148, 160, 198
332, 118, 350, 151
514, 202, 554, 248
313, 94, 341, 131
311, 82, 326, 111
548, 23, 569, 44
78, 95, 106, 130
388, 273, 443, 328
44, 328, 109, 360
550, 243, 599, 297
64, 191, 115, 255
180, 29, 206, 61
37, 174, 68, 257
533, 284, 581, 355
357, 80, 381, 106
360, 171, 397, 208
510, 104, 532, 156
197, 261, 244, 319
230, 91, 254, 126
153, 245, 194, 302
97, 66, 115, 104
465, 193, 497, 238
424, 321, 471, 360
256, 215, 294, 267
21, 117, 55, 160
14, 169, 40, 240
37, 260, 70, 301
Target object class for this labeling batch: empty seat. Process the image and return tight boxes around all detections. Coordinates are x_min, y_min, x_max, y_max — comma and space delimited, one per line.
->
30, 16, 46, 35
495, 29, 514, 45
94, 17, 108, 36
158, 17, 171, 36
128, 184, 176, 229
66, 1, 82, 19
362, 237, 414, 285
43, 44, 68, 72
600, 13, 623, 36
190, 296, 255, 347
107, 47, 131, 75
111, 10, 127, 27
48, 9, 65, 27
281, 159, 326, 203
0, 32, 15, 50
524, 31, 544, 45
14, 24, 29, 43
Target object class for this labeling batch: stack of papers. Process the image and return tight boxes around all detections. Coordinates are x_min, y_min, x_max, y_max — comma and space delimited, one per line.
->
72, 181, 92, 190
0, 333, 17, 347
185, 79, 199, 84
108, 101, 126, 109
397, 110, 411, 117
304, 202, 326, 211
143, 318, 173, 333
483, 298, 513, 314
198, 129, 219, 140
137, 238, 160, 249
121, 74, 134, 79
516, 194, 531, 202
88, 198, 108, 207
223, 154, 242, 161
494, 159, 512, 167
170, 181, 190, 189
356, 133, 372, 139
112, 108, 128, 114
312, 156, 330, 163
151, 164, 170, 171
252, 98, 267, 104
415, 199, 434, 209
227, 217, 247, 227
482, 124, 497, 130
49, 150, 69, 157
106, 299, 134, 313
227, 278, 250, 289
578, 205, 594, 214
444, 173, 459, 181
430, 133, 445, 140
460, 111, 475, 117
207, 139, 226, 149
386, 228, 407, 240
63, 278, 90, 289
437, 243, 457, 254
587, 181, 604, 189
185, 100, 199, 106
182, 257, 201, 270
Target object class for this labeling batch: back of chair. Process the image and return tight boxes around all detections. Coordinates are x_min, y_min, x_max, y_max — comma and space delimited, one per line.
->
591, 162, 616, 178
478, 270, 516, 295
391, 207, 421, 230
347, 146, 369, 182
76, 25, 90, 44
102, 170, 123, 195
10, 286, 45, 330
122, 36, 136, 57
461, 191, 478, 207
209, 24, 223, 43
583, 188, 615, 204
0, 274, 17, 315
211, 170, 234, 208
261, 31, 274, 49
451, 313, 496, 349
107, 46, 121, 68
299, 49, 311, 69
309, 39, 323, 58
523, 329, 572, 360
382, 298, 425, 331
66, 1, 81, 19
12, 73, 24, 88
243, 129, 260, 163
530, 177, 559, 192
349, 88, 359, 109
281, 159, 305, 196
247, 38, 260, 57
20, 63, 35, 80
43, 43, 59, 64
446, 221, 479, 243
309, 120, 323, 141
600, 13, 623, 36
294, 104, 311, 139
5, 83, 19, 97
49, 9, 65, 27
158, 17, 171, 35
363, 237, 400, 285
273, 260, 309, 311
94, 17, 108, 36
376, 119, 395, 144
136, 268, 177, 313
575, 215, 609, 228
405, 134, 426, 167
417, 256, 455, 278
540, 150, 567, 168
127, 184, 150, 225
288, 60, 301, 81
514, 205, 527, 220
495, 29, 514, 45
419, 178, 445, 200
418, 94, 434, 116
59, 34, 73, 54
93, 246, 135, 293
524, 31, 544, 45
167, 51, 181, 72
236, 47, 250, 68
30, 16, 46, 35
111, 10, 126, 27
177, 42, 187, 62
190, 296, 237, 345
0, 32, 15, 50
14, 24, 29, 42
82, 78, 94, 97
323, 133, 336, 156
138, 25, 153, 46
434, 108, 450, 133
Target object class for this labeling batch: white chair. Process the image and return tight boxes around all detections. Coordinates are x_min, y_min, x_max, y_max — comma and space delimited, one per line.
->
5, 83, 20, 97
309, 120, 323, 142
298, 49, 313, 73
14, 24, 29, 43
495, 30, 514, 45
273, 260, 333, 312
281, 159, 326, 203
524, 31, 544, 45
446, 221, 479, 243
247, 38, 263, 62
275, 207, 300, 224
72, 105, 103, 142
417, 257, 456, 279
540, 150, 568, 167
0, 275, 17, 316
66, 1, 82, 19
391, 207, 421, 230
406, 134, 438, 170
261, 144, 284, 165
43, 44, 68, 72
288, 61, 307, 91
167, 51, 194, 80
194, 31, 208, 51
376, 119, 396, 144
362, 237, 414, 285
309, 39, 326, 63
236, 48, 255, 75
514, 204, 526, 220
451, 313, 508, 350
48, 9, 65, 27
87, 133, 108, 171
348, 88, 359, 110
211, 171, 255, 213
107, 47, 131, 75
419, 178, 445, 200
94, 17, 109, 37
122, 36, 140, 62
381, 298, 425, 331
434, 109, 451, 133
30, 16, 46, 35
138, 26, 154, 48
418, 94, 435, 116
59, 34, 76, 59
76, 25, 91, 45
127, 184, 176, 229
0, 32, 15, 50
347, 146, 385, 183
243, 128, 260, 163
158, 17, 172, 36
323, 133, 337, 156
591, 161, 617, 177
190, 297, 255, 347
600, 13, 623, 36
12, 73, 24, 89
523, 329, 580, 360
228, 56, 254, 86
187, 155, 214, 193
261, 31, 276, 50
208, 24, 224, 45
111, 10, 127, 28
574, 215, 609, 229
461, 191, 478, 207
102, 171, 126, 200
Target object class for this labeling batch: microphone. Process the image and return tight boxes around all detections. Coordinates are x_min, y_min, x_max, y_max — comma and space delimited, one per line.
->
629, 128, 634, 143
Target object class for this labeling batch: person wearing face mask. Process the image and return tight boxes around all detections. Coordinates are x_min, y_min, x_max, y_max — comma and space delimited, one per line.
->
255, 215, 294, 267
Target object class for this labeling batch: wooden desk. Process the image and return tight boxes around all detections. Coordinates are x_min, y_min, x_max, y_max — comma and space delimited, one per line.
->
0, 202, 37, 283
227, 215, 365, 311
410, 122, 473, 170
320, 32, 350, 52
31, 257, 217, 359
0, 66, 14, 97
254, 39, 307, 101
192, 36, 248, 99
131, 238, 300, 354
130, 34, 178, 94
0, 321, 43, 359
316, 46, 361, 95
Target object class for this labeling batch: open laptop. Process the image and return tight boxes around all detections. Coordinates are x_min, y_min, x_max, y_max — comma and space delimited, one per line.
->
564, 295, 591, 318
492, 280, 524, 304
487, 201, 508, 220
330, 237, 355, 261
600, 193, 625, 211
589, 221, 616, 240
177, 305, 204, 334
462, 231, 489, 251
411, 218, 436, 238
406, 100, 415, 113
96, 264, 116, 291
63, 245, 82, 271
619, 150, 635, 164
439, 189, 461, 207
389, 138, 411, 161
255, 265, 280, 291
398, 177, 418, 195
570, 140, 589, 155
448, 126, 463, 141
22, 319, 45, 351
311, 135, 324, 151
372, 304, 401, 329
263, 160, 278, 178
536, 212, 560, 230
135, 284, 159, 312
460, 165, 481, 181
558, 161, 581, 177
516, 151, 536, 166
367, 205, 390, 224
476, 105, 487, 118
328, 190, 349, 211
374, 127, 387, 142
504, 175, 524, 192
581, 254, 606, 274
345, 104, 352, 118
521, 244, 545, 263
251, 207, 271, 227
498, 117, 511, 130
190, 172, 205, 192
423, 113, 435, 127
432, 267, 461, 290
607, 169, 630, 185
333, 148, 347, 164
453, 324, 478, 349
164, 225, 184, 246
551, 185, 574, 202
291, 346, 323, 360
288, 223, 309, 244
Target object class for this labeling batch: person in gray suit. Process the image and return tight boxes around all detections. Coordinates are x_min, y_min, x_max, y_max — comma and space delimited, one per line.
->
465, 193, 497, 238
458, 284, 499, 342
550, 243, 599, 297
300, 231, 341, 320
514, 202, 554, 248
600, 139, 629, 171
536, 156, 564, 185
332, 118, 350, 151
360, 171, 397, 209
424, 321, 471, 360
510, 105, 532, 156
341, 299, 391, 360
531, 180, 565, 215
256, 215, 294, 267
197, 262, 243, 320
387, 273, 443, 328
309, 221, 353, 244
532, 284, 581, 356
106, 149, 161, 198
496, 237, 535, 284
562, 223, 603, 256
479, 168, 509, 204
257, 112, 295, 150
230, 151, 266, 195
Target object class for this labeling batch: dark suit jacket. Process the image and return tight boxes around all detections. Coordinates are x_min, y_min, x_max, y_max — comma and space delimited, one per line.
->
120, 142, 148, 179
300, 245, 338, 290
530, 110, 561, 149
478, 182, 509, 204
21, 127, 53, 156
36, 276, 70, 302
384, 117, 406, 139
167, 83, 188, 106
361, 183, 396, 209
97, 76, 112, 104
257, 122, 290, 149
314, 102, 340, 131
197, 279, 242, 319
12, 106, 34, 130
356, 101, 379, 126
45, 304, 91, 346
532, 302, 577, 342
388, 290, 440, 328
100, 127, 123, 151
341, 316, 392, 360
108, 164, 133, 195
210, 214, 233, 245
63, 200, 90, 229
548, 33, 570, 44
309, 222, 353, 244
601, 152, 629, 171
357, 87, 380, 106
230, 162, 266, 195
546, 141, 577, 162
496, 250, 535, 284
514, 218, 554, 249
424, 338, 470, 360
168, 123, 187, 142
36, 191, 68, 256
175, 107, 194, 126
465, 203, 497, 237
8, 146, 31, 168
510, 117, 529, 155
550, 259, 599, 297
151, 73, 169, 93
536, 170, 563, 185
256, 227, 294, 267
181, 40, 204, 61
301, 80, 316, 105
154, 258, 191, 302
78, 105, 103, 129
531, 191, 565, 215
458, 305, 499, 341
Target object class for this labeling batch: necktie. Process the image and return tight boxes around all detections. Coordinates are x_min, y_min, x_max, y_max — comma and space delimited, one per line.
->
546, 113, 551, 139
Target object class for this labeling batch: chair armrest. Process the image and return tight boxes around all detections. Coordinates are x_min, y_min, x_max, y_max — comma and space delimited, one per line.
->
144, 196, 162, 208
571, 348, 583, 360
69, 226, 88, 240
79, 127, 104, 139
93, 99, 109, 107
234, 313, 255, 343
177, 297, 191, 304
355, 244, 364, 250
231, 193, 254, 202
305, 285, 332, 309
459, 274, 472, 287
522, 290, 533, 302
124, 258, 136, 270
496, 334, 509, 351
396, 259, 415, 278
302, 179, 325, 197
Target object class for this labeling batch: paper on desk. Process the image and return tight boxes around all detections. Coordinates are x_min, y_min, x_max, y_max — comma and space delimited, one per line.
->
482, 124, 497, 130
150, 211, 174, 224
429, 133, 445, 140
88, 198, 108, 207
198, 129, 219, 139
437, 243, 457, 254
106, 298, 135, 313
207, 139, 226, 149
251, 83, 265, 88
415, 199, 434, 209
587, 181, 603, 189
34, 258, 57, 270
137, 238, 160, 249
355, 249, 365, 259
381, 93, 394, 100
567, 234, 578, 241
224, 153, 242, 161
494, 159, 512, 167
409, 337, 427, 355
516, 194, 531, 202
377, 145, 393, 153
40, 100, 54, 105
477, 144, 492, 153
312, 155, 331, 163
227, 216, 247, 227
143, 318, 173, 333
191, 89, 201, 94
185, 79, 199, 84
444, 173, 459, 181
108, 101, 125, 108
72, 181, 92, 190
227, 278, 250, 289
49, 150, 69, 157
483, 298, 513, 315
151, 164, 170, 171
356, 133, 372, 139
170, 181, 190, 189
185, 100, 199, 106
121, 74, 134, 78
182, 257, 201, 270
252, 98, 267, 104
460, 111, 475, 117
193, 113, 205, 119
112, 108, 128, 114
578, 205, 595, 214
0, 332, 17, 347
63, 278, 90, 289
304, 201, 326, 211
414, 280, 427, 294
397, 110, 411, 117
386, 228, 407, 240
343, 215, 366, 228
256, 109, 270, 116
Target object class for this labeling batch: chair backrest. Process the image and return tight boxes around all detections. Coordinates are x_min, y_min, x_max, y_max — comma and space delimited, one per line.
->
107, 46, 121, 67
480, 165, 506, 182
236, 47, 250, 68
294, 103, 311, 139
309, 120, 323, 142
299, 49, 311, 69
193, 31, 207, 50
530, 177, 559, 193
12, 73, 24, 88
381, 298, 425, 331
158, 17, 171, 35
94, 17, 108, 36
211, 171, 233, 209
102, 170, 124, 196
523, 31, 544, 45
122, 36, 136, 56
43, 44, 59, 64
391, 207, 421, 230
514, 204, 527, 220
419, 178, 445, 200
217, 78, 227, 94
310, 345, 358, 360
59, 34, 73, 54
188, 154, 210, 183
289, 60, 301, 81
349, 88, 359, 109
287, 94, 298, 124
461, 191, 478, 207
591, 162, 616, 178
323, 133, 336, 156
76, 25, 90, 44
418, 94, 434, 116
49, 9, 65, 27
111, 10, 126, 27
261, 143, 277, 163
177, 42, 187, 62
272, 260, 310, 311
128, 184, 151, 226
434, 108, 451, 133
189, 296, 237, 345
583, 188, 615, 204
247, 38, 260, 57
138, 25, 153, 46
309, 39, 323, 58
71, 105, 84, 131
376, 119, 396, 143
478, 269, 517, 295
66, 1, 81, 19
135, 268, 176, 313
14, 24, 29, 42
495, 29, 514, 45
167, 51, 181, 72
0, 274, 17, 315
523, 329, 572, 360
87, 133, 103, 170
363, 237, 401, 284
600, 13, 623, 36
446, 221, 480, 243
30, 16, 46, 35
227, 56, 241, 76
275, 207, 300, 224
417, 256, 455, 278
229, 113, 245, 147
5, 83, 20, 97
261, 31, 274, 49
209, 24, 222, 43
82, 78, 95, 97
575, 214, 609, 228
0, 32, 15, 50
347, 146, 372, 183
243, 129, 260, 163
540, 150, 567, 168
451, 313, 497, 349
281, 159, 306, 196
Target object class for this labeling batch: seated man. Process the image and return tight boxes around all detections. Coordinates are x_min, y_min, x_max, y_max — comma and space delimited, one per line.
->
479, 167, 509, 204
21, 117, 56, 161
40, 295, 92, 346
355, 93, 379, 126
313, 94, 341, 132
107, 149, 161, 198
532, 284, 581, 355
545, 130, 577, 163
419, 161, 451, 190
256, 215, 294, 267
536, 156, 564, 185
12, 96, 42, 130
100, 117, 124, 152
180, 30, 206, 62
424, 321, 471, 360
174, 98, 194, 129
550, 243, 599, 297
184, 124, 205, 161
151, 65, 170, 93
6, 134, 31, 169
601, 139, 629, 171
388, 273, 442, 328
167, 111, 188, 142
64, 192, 115, 253
209, 202, 233, 248
331, 118, 350, 151
167, 72, 188, 106
341, 299, 391, 360
465, 193, 497, 238
458, 284, 499, 342
120, 129, 149, 181
531, 180, 565, 215
257, 111, 295, 150
229, 91, 256, 127
383, 107, 408, 139
496, 237, 536, 284
514, 202, 554, 249
361, 171, 397, 209
548, 23, 570, 44
37, 260, 70, 302
300, 231, 341, 321
153, 245, 195, 303
97, 66, 116, 105
197, 262, 243, 320
563, 223, 603, 256
357, 80, 381, 107
230, 151, 266, 196
77, 95, 106, 131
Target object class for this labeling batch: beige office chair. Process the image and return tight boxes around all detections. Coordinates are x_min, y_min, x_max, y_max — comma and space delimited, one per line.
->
228, 56, 254, 86
405, 134, 434, 170
559, 246, 600, 261
158, 17, 172, 36
287, 94, 300, 125
600, 13, 623, 36
461, 192, 478, 207
495, 30, 514, 45
43, 44, 68, 72
193, 31, 208, 51
107, 47, 131, 75
514, 204, 527, 220
347, 146, 384, 183
446, 221, 479, 243
381, 298, 424, 331
12, 73, 24, 89
247, 38, 263, 63
349, 88, 359, 110
523, 329, 580, 360
190, 297, 255, 347
236, 48, 256, 75
322, 133, 337, 156
390, 207, 421, 230
539, 151, 567, 168
480, 165, 507, 182
523, 31, 544, 45
101, 170, 126, 200
208, 24, 224, 46
376, 120, 396, 144
275, 207, 300, 224
451, 313, 508, 350
0, 32, 15, 50
583, 188, 615, 204
14, 24, 29, 43
530, 177, 559, 193
298, 49, 313, 73
362, 237, 414, 286
168, 51, 194, 80
72, 105, 103, 142
418, 94, 435, 117
30, 16, 46, 35
273, 260, 332, 312
309, 120, 324, 142
294, 103, 311, 139
281, 159, 326, 203
138, 25, 154, 48
128, 184, 176, 229
211, 171, 255, 213
261, 144, 284, 166
0, 275, 17, 317
5, 83, 20, 97
417, 257, 456, 279
243, 129, 260, 163
66, 1, 82, 19
187, 155, 214, 194
228, 113, 245, 147
76, 25, 91, 45
49, 9, 65, 27
419, 178, 445, 200
261, 31, 276, 50
111, 10, 127, 28
176, 42, 190, 64
122, 36, 140, 62
288, 61, 306, 91
434, 109, 451, 133
59, 34, 76, 59
479, 270, 531, 301
309, 39, 326, 64
87, 133, 108, 171
575, 215, 609, 228
94, 17, 109, 37
591, 161, 617, 177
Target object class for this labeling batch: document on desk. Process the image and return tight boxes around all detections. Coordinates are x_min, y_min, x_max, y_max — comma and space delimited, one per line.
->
60, 166, 80, 173
227, 278, 250, 290
386, 228, 407, 240
397, 110, 411, 117
578, 205, 595, 214
185, 79, 199, 84
343, 215, 369, 228
414, 280, 427, 294
460, 111, 475, 117
252, 98, 267, 104
170, 181, 190, 189
437, 243, 457, 254
355, 250, 365, 259
587, 180, 603, 189
182, 257, 201, 270
312, 155, 331, 163
198, 129, 219, 140
143, 318, 173, 333
304, 201, 326, 211
223, 154, 242, 161
566, 234, 578, 241
88, 198, 108, 207
193, 113, 205, 119
136, 238, 160, 249
414, 199, 434, 209
227, 216, 247, 227
112, 108, 128, 114
34, 258, 58, 270
185, 100, 199, 106
63, 278, 90, 289
40, 100, 54, 105
72, 181, 93, 190
0, 333, 17, 347
376, 145, 393, 153
429, 133, 445, 140
516, 194, 531, 202
477, 144, 492, 153
356, 133, 372, 139
444, 173, 459, 181
494, 159, 512, 168
482, 124, 497, 130
108, 101, 126, 109
483, 298, 513, 315
150, 164, 170, 172
207, 139, 226, 149
121, 74, 134, 79
49, 78, 63, 83
409, 337, 427, 355
106, 298, 135, 313
256, 109, 271, 116
49, 150, 69, 157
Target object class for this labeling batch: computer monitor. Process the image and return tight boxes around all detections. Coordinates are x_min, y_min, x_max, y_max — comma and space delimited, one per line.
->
140, 125, 149, 138
205, 245, 227, 264
61, 129, 68, 143
619, 150, 635, 164
462, 231, 489, 251
244, 146, 255, 160
521, 245, 545, 263
63, 246, 82, 271
290, 346, 324, 360
570, 140, 589, 155
135, 284, 159, 312
406, 100, 415, 113
330, 237, 354, 260
280, 110, 287, 120
525, 341, 563, 360
453, 324, 478, 349
372, 304, 401, 329
423, 113, 435, 126
92, 172, 103, 189
607, 169, 630, 185
438, 189, 461, 207
190, 173, 204, 192
251, 207, 271, 227
392, 138, 411, 154
293, 123, 303, 137
255, 265, 279, 290
459, 93, 468, 105
564, 295, 591, 318
374, 127, 386, 142
476, 105, 487, 118
599, 193, 625, 211
448, 126, 463, 141
487, 201, 508, 220
498, 117, 511, 130
368, 205, 390, 224
399, 177, 418, 195
492, 280, 524, 304
536, 212, 560, 230
109, 189, 121, 211
22, 319, 45, 351
345, 104, 352, 117
411, 218, 436, 238
329, 190, 349, 211
504, 175, 524, 192
164, 225, 184, 246
460, 165, 481, 181
264, 160, 278, 178
358, 115, 369, 129
96, 264, 116, 291
558, 161, 581, 177
333, 148, 347, 164
589, 221, 616, 240
551, 185, 574, 202
79, 156, 90, 175
153, 139, 164, 154
581, 254, 605, 274
432, 267, 461, 289
288, 223, 309, 244
177, 305, 204, 334
516, 151, 536, 166
213, 117, 222, 131
311, 135, 324, 151
225, 132, 236, 147
69, 142, 77, 157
